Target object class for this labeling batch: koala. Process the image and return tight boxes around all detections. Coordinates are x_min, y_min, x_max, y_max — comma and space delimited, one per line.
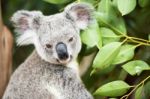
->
3, 3, 94, 99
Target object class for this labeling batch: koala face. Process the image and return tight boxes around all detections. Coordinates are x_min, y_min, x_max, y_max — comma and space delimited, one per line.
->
36, 16, 82, 64
11, 3, 93, 65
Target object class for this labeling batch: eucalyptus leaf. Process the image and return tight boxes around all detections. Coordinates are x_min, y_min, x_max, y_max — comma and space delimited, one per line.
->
44, 0, 70, 4
117, 0, 136, 15
96, 0, 126, 34
144, 81, 150, 98
113, 44, 136, 64
94, 81, 131, 97
138, 0, 150, 7
112, 0, 118, 7
95, 12, 126, 35
148, 34, 150, 41
81, 0, 97, 5
98, 0, 120, 15
135, 86, 144, 99
98, 0, 114, 14
93, 42, 122, 69
81, 20, 102, 48
122, 60, 150, 76
101, 27, 121, 45
91, 65, 116, 75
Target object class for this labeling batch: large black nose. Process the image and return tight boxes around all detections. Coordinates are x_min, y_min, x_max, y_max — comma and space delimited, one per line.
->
56, 42, 69, 60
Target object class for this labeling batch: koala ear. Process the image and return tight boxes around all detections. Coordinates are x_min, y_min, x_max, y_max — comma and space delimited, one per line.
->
11, 10, 43, 46
11, 10, 42, 31
64, 3, 94, 30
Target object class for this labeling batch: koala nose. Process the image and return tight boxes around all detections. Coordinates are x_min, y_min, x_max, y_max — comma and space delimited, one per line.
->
56, 42, 69, 60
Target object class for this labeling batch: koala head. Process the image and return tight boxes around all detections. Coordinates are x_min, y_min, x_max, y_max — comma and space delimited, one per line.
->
11, 3, 93, 65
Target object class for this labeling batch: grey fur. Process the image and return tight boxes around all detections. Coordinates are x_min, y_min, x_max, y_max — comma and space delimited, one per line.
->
3, 51, 93, 99
3, 3, 93, 99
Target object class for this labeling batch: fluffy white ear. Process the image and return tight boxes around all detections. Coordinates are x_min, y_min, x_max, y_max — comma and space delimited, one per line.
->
11, 10, 43, 46
64, 3, 94, 30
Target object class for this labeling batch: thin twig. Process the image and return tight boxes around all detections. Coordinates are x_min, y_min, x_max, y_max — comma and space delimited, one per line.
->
120, 75, 150, 99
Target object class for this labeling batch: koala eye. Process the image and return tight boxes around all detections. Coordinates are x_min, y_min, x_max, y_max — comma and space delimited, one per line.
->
46, 44, 52, 48
68, 37, 74, 42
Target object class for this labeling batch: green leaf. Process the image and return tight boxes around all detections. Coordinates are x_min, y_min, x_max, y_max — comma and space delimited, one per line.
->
112, 0, 118, 7
98, 0, 113, 14
98, 0, 120, 15
135, 86, 144, 99
138, 0, 150, 7
95, 12, 126, 35
81, 20, 102, 49
148, 34, 150, 41
101, 27, 121, 45
81, 0, 97, 5
91, 65, 116, 75
93, 42, 122, 69
117, 0, 136, 15
122, 60, 150, 76
95, 0, 126, 35
96, 0, 126, 34
113, 44, 136, 64
44, 0, 70, 4
94, 81, 131, 97
144, 81, 150, 98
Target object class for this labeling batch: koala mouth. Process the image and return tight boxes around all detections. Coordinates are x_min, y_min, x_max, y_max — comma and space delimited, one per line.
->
56, 55, 73, 65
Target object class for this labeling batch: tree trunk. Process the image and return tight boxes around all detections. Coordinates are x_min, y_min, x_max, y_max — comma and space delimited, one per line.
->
0, 0, 13, 98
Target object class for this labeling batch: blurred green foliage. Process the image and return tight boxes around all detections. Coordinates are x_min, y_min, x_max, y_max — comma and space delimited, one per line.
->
2, 0, 150, 99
